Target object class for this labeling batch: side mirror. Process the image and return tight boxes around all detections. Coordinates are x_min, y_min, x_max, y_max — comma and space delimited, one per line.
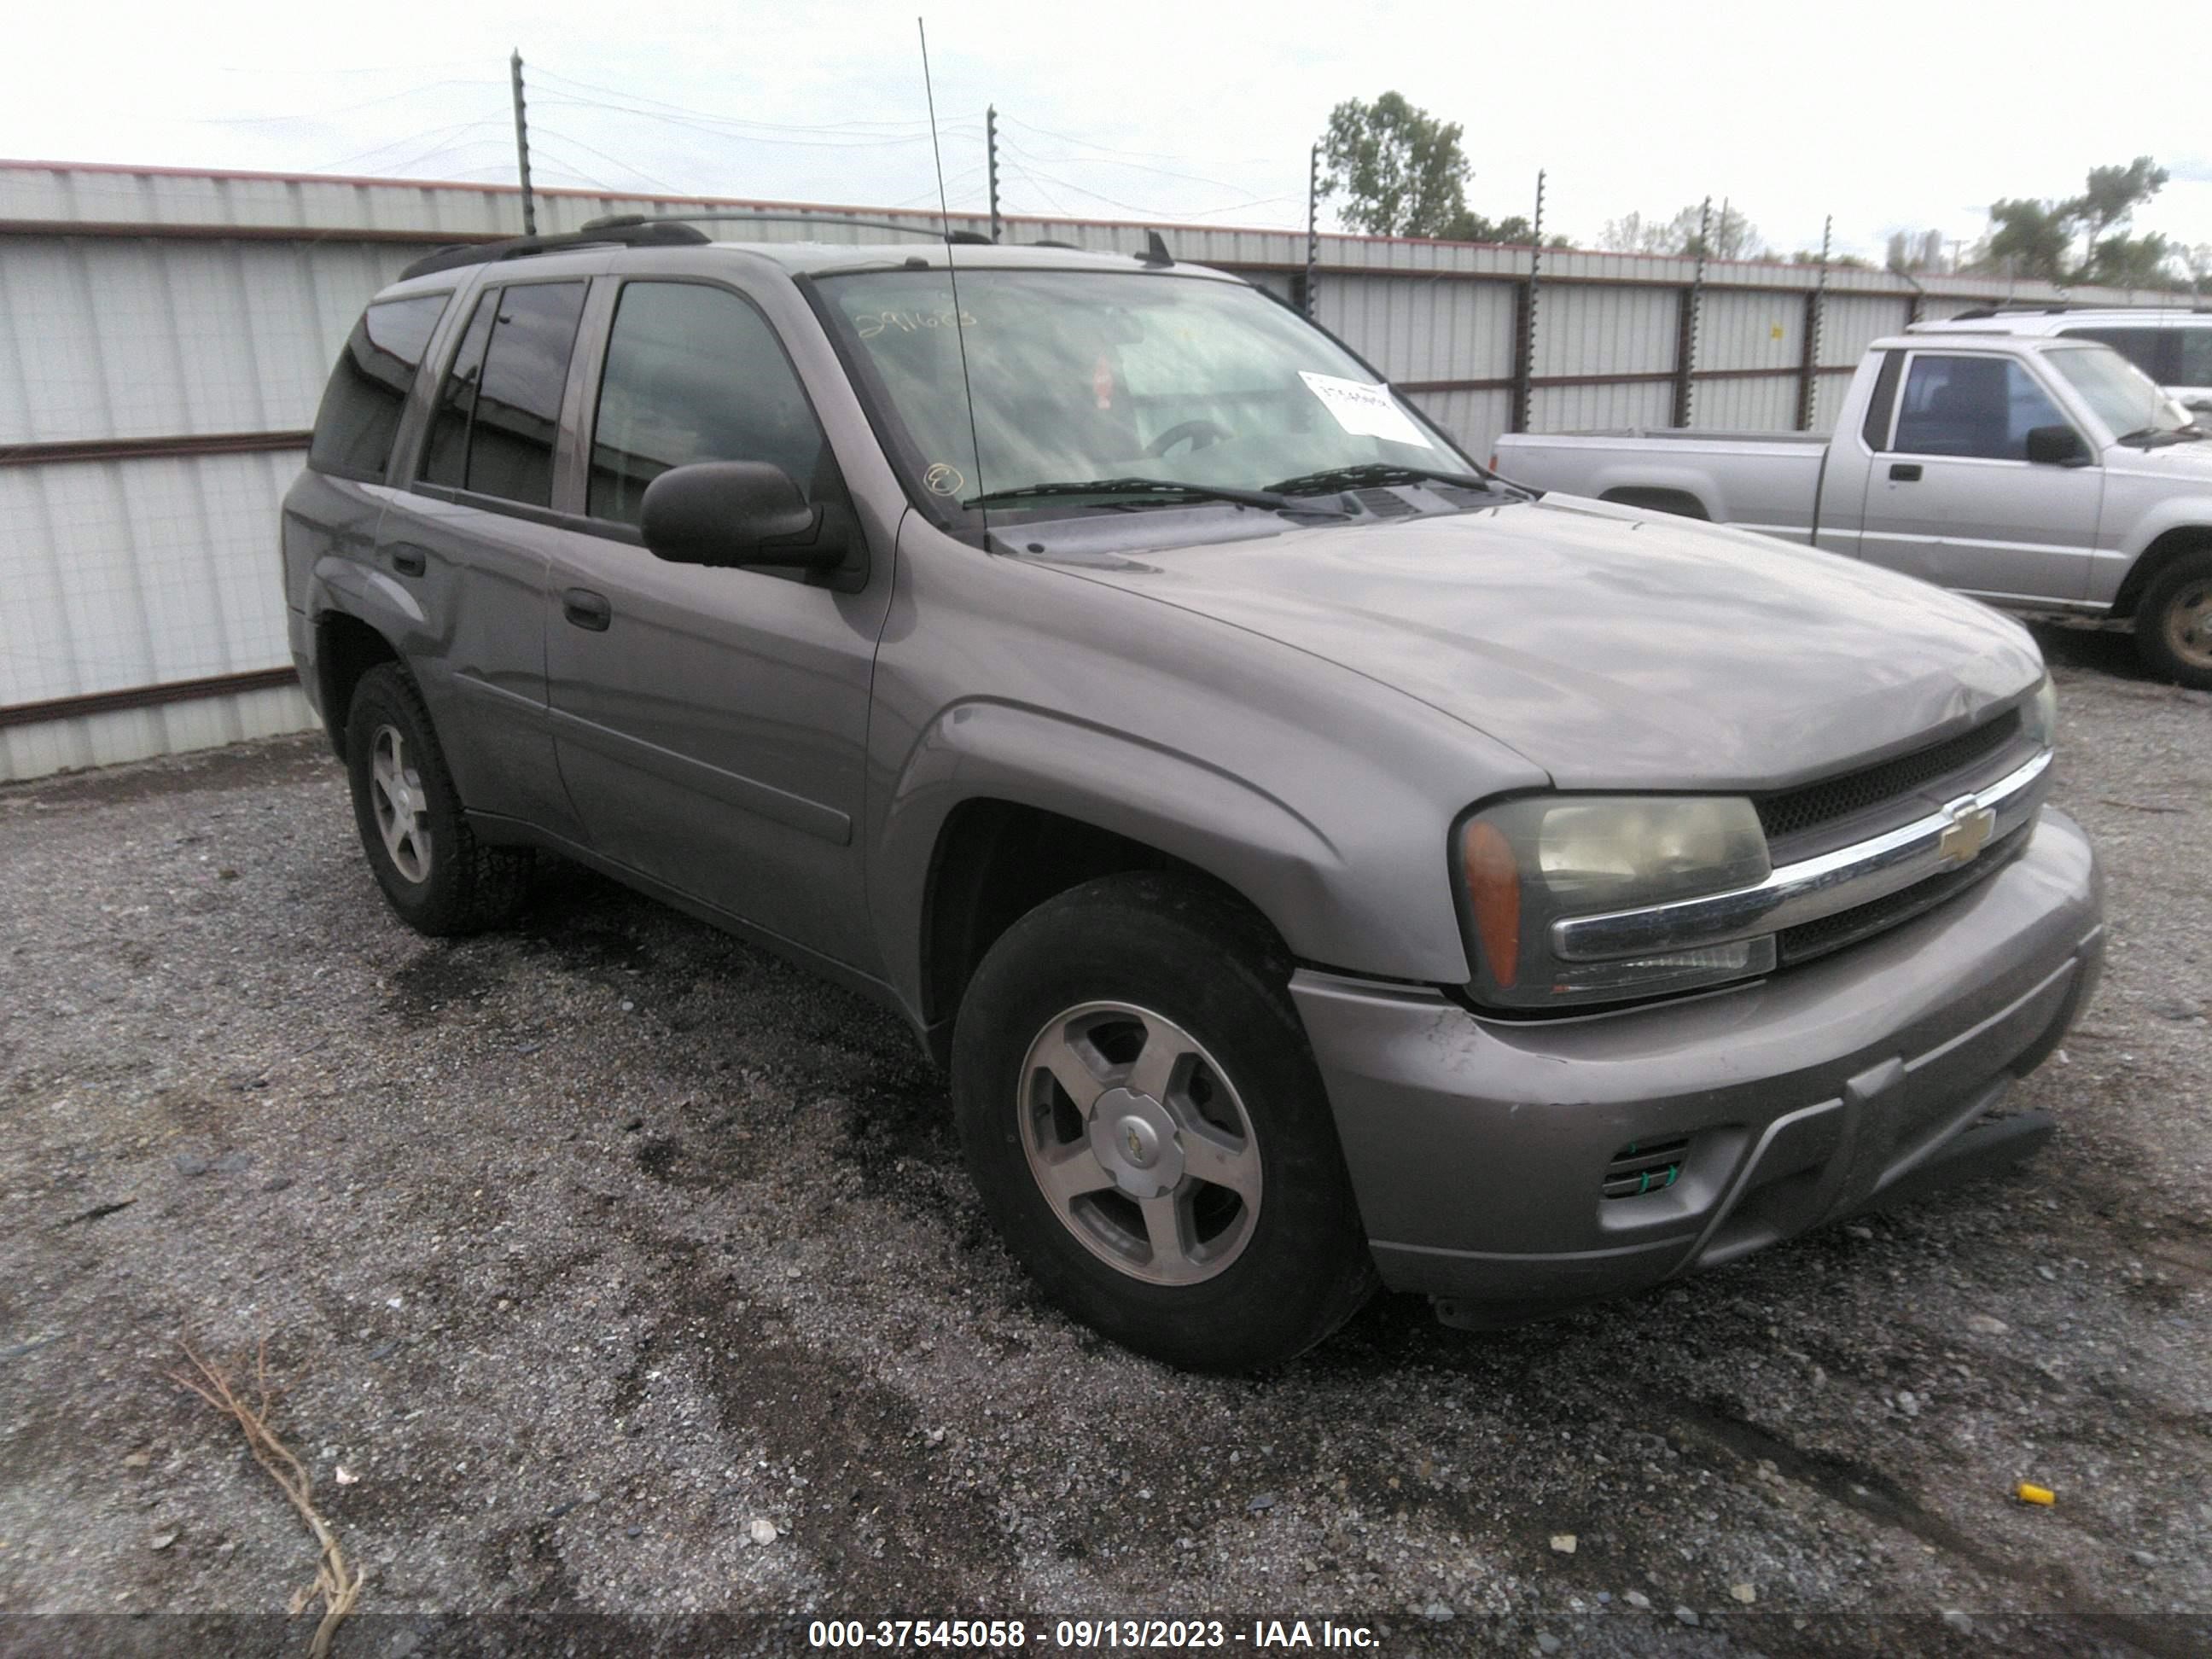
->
2023, 425, 2090, 468
639, 461, 845, 569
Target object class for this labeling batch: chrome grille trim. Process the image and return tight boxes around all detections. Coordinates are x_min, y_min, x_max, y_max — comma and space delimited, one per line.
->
1551, 748, 2052, 964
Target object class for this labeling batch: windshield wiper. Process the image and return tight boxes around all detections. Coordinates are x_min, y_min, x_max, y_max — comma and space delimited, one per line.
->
963, 476, 1348, 515
1264, 461, 1502, 497
2114, 425, 2198, 447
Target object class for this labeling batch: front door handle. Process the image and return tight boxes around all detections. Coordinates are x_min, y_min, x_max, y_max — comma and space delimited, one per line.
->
562, 588, 612, 632
1888, 463, 1923, 482
389, 544, 428, 577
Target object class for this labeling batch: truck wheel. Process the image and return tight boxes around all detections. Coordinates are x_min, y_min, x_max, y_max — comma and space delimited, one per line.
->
951, 873, 1376, 1371
343, 664, 530, 935
2134, 551, 2212, 690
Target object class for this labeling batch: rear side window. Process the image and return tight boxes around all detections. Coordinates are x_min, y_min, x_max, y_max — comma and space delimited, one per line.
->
1893, 354, 2069, 461
2062, 327, 2164, 381
1860, 349, 1904, 451
307, 294, 450, 483
2178, 329, 2212, 387
417, 280, 588, 508
586, 281, 830, 527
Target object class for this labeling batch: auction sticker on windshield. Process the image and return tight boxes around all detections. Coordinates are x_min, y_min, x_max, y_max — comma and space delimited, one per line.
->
1298, 371, 1435, 448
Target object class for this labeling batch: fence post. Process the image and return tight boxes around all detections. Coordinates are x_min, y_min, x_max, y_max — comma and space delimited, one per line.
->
1511, 170, 1545, 434
1796, 214, 1831, 430
1304, 146, 1320, 322
1672, 196, 1711, 428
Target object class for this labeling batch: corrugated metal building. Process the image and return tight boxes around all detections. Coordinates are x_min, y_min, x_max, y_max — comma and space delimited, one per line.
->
0, 159, 2166, 780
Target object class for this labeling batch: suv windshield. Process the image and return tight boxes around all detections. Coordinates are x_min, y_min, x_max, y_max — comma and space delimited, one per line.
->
813, 267, 1483, 521
2045, 343, 2194, 441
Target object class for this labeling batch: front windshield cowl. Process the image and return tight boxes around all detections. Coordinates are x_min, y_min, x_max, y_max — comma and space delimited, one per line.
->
810, 264, 1493, 533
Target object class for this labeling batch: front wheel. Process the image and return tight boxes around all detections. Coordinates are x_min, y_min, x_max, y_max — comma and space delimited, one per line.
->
2134, 550, 2212, 690
951, 874, 1376, 1371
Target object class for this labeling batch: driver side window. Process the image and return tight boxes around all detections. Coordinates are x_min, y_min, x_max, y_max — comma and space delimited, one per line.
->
1893, 355, 2069, 462
587, 282, 831, 528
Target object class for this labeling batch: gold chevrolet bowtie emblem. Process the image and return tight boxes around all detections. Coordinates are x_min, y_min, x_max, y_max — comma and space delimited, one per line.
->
1936, 797, 1997, 866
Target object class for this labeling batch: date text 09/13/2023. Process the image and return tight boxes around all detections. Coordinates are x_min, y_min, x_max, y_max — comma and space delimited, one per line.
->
806, 1618, 1380, 1649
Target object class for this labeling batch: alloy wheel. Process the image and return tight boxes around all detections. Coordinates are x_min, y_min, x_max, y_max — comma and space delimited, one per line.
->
1017, 1001, 1263, 1285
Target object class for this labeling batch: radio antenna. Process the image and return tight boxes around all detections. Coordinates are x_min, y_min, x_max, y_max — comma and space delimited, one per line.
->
918, 17, 987, 534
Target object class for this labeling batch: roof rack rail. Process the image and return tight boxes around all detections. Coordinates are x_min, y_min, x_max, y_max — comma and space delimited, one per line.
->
584, 210, 995, 244
1946, 304, 2082, 320
398, 219, 710, 282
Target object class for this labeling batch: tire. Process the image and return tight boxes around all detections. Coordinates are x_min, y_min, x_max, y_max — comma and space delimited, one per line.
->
2133, 550, 2212, 690
343, 663, 530, 936
951, 872, 1377, 1371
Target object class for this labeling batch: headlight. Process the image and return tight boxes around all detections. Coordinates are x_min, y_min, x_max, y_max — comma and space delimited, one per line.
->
1458, 795, 1773, 1010
2020, 674, 2058, 752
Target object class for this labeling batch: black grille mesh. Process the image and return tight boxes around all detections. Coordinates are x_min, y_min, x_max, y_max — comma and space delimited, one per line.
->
1755, 710, 2022, 843
1778, 824, 2029, 964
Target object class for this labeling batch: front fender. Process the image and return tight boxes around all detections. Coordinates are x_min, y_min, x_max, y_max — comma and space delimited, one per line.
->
2116, 497, 2212, 583
870, 696, 1458, 1028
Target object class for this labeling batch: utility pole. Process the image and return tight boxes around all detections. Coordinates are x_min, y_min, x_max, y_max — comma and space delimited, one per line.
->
986, 106, 1002, 243
509, 49, 537, 236
1304, 144, 1320, 321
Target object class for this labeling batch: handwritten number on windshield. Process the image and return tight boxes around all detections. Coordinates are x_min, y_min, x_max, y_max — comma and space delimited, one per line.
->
854, 309, 978, 340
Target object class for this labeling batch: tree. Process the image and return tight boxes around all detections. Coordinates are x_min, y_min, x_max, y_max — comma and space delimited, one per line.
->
2087, 232, 2181, 290
1317, 93, 1472, 238
1447, 211, 1543, 244
1984, 196, 2076, 282
1598, 201, 1767, 259
1885, 229, 1945, 275
1977, 159, 2173, 284
2073, 156, 2168, 269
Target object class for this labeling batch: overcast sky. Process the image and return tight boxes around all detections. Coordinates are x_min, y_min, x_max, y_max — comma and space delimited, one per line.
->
9, 0, 2209, 266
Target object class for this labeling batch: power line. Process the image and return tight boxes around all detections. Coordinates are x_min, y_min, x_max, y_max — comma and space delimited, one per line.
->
1001, 156, 1297, 222
1001, 114, 1275, 169
530, 125, 682, 195
312, 118, 501, 175
193, 79, 504, 125
529, 65, 960, 135
997, 134, 1260, 196
531, 94, 977, 151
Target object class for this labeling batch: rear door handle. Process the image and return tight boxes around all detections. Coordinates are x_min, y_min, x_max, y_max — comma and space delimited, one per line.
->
562, 587, 612, 632
389, 544, 428, 577
1888, 463, 1923, 482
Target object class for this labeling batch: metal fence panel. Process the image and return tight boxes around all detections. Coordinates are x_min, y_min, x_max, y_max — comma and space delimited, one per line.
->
1536, 284, 1679, 378
1317, 273, 1515, 384
1, 450, 298, 707
1697, 288, 1804, 375
1692, 371, 1801, 432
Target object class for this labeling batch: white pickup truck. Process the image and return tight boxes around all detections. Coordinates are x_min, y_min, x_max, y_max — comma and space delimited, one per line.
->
1493, 331, 2212, 687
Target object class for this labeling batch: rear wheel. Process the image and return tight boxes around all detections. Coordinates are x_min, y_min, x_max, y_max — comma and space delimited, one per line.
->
2134, 550, 2212, 690
952, 873, 1376, 1371
343, 664, 530, 935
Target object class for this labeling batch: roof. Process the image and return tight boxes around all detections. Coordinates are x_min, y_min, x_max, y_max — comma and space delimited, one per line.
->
1909, 307, 2209, 335
389, 215, 1237, 288
1866, 330, 2115, 353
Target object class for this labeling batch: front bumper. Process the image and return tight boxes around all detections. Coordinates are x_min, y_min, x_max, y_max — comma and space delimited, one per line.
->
1293, 808, 2104, 1321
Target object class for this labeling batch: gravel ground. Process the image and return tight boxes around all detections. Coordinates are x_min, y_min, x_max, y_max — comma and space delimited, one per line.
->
0, 625, 2206, 1658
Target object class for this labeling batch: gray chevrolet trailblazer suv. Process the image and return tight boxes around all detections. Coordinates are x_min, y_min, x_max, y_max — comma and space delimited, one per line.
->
282, 218, 2105, 1371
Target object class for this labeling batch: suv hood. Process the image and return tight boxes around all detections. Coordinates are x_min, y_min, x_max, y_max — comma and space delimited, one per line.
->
1049, 496, 2043, 790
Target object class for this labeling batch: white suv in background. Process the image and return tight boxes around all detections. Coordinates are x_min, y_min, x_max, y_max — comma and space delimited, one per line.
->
1912, 307, 2212, 419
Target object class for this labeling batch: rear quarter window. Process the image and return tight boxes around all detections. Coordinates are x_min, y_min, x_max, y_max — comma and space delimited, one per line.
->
307, 294, 451, 482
